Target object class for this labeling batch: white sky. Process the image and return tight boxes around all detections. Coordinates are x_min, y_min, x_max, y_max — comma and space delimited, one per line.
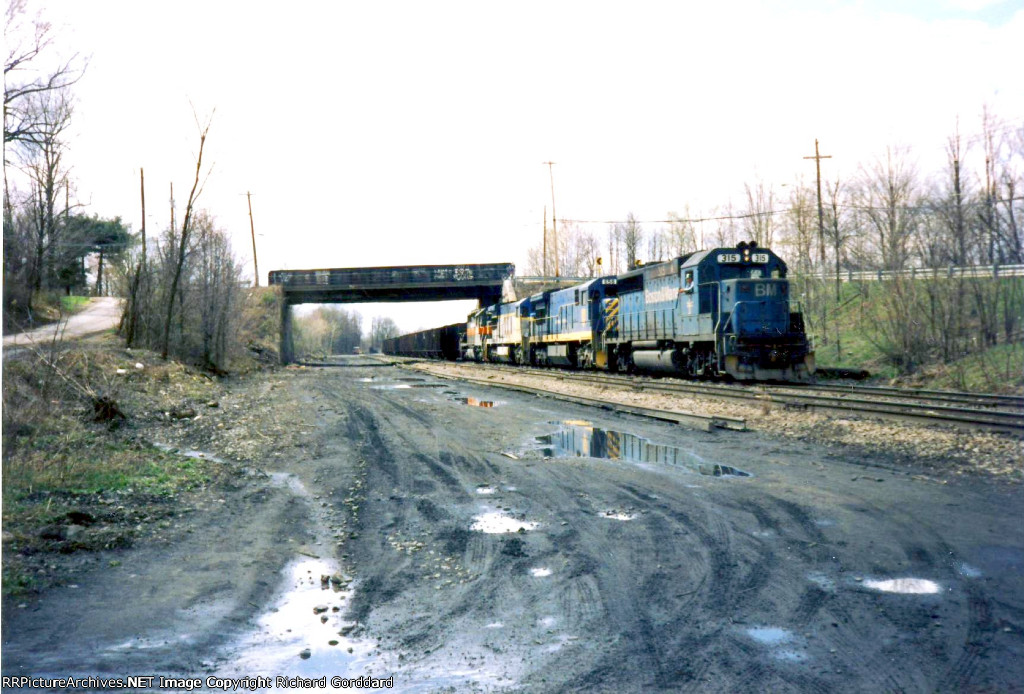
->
9, 0, 1024, 333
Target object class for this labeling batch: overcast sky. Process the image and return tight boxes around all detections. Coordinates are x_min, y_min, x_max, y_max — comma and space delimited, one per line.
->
10, 0, 1024, 332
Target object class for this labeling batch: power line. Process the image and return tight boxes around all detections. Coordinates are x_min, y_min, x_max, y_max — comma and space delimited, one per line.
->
558, 195, 1024, 227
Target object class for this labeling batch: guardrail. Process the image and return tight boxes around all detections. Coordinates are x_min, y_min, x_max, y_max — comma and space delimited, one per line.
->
798, 264, 1024, 282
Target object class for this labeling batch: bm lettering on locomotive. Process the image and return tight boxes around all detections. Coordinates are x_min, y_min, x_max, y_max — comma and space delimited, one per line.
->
754, 283, 778, 297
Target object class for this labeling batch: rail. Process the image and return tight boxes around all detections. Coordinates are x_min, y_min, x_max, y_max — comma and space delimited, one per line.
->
455, 363, 1024, 436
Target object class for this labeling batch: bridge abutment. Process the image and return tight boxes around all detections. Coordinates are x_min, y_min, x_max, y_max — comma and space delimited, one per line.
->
280, 299, 294, 365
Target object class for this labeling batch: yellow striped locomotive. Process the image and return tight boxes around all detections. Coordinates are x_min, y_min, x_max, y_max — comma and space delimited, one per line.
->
386, 242, 814, 382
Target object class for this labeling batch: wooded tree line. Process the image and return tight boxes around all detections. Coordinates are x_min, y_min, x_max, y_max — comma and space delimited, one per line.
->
527, 112, 1022, 277
4, 3, 248, 371
3, 2, 131, 324
524, 112, 1022, 374
293, 306, 363, 357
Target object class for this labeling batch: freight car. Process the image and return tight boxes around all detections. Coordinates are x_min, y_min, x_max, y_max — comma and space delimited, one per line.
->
382, 323, 464, 360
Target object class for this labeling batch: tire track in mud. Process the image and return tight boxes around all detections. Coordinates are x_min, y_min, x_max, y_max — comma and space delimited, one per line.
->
298, 366, 1021, 692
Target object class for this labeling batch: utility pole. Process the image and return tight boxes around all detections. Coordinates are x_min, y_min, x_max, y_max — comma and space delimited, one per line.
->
140, 169, 146, 267
247, 191, 259, 286
803, 139, 832, 271
169, 182, 175, 234
542, 205, 548, 276
543, 161, 558, 276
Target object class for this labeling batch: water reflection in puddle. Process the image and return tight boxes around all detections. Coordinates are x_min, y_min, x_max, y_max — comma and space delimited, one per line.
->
457, 397, 498, 407
863, 578, 941, 594
218, 556, 375, 677
530, 567, 552, 577
537, 423, 751, 478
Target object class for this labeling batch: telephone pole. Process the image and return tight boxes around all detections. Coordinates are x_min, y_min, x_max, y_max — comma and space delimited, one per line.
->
543, 161, 558, 276
803, 139, 832, 270
247, 191, 259, 286
542, 205, 548, 276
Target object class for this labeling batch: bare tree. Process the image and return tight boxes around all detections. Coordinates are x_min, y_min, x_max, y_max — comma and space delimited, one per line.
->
370, 316, 398, 351
665, 210, 698, 256
161, 116, 212, 360
17, 87, 74, 294
782, 179, 817, 275
4, 0, 83, 148
743, 179, 776, 247
852, 146, 920, 271
618, 212, 642, 268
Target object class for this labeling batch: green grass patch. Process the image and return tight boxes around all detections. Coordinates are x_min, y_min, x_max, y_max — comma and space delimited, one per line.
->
2, 431, 212, 514
795, 276, 1023, 392
59, 295, 91, 313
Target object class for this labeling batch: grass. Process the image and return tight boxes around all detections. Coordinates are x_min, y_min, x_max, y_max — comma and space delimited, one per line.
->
59, 295, 91, 313
796, 277, 1023, 393
1, 340, 223, 595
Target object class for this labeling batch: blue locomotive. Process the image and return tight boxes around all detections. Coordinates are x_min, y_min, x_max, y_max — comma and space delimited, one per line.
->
390, 242, 814, 382
607, 241, 814, 381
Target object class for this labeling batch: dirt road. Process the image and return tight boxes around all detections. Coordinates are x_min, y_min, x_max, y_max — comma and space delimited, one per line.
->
2, 298, 122, 350
3, 356, 1023, 692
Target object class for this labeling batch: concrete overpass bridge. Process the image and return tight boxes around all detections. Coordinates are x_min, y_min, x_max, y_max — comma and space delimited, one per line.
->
268, 263, 515, 363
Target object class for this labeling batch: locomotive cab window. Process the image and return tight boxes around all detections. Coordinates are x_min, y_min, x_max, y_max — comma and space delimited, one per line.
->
683, 270, 694, 292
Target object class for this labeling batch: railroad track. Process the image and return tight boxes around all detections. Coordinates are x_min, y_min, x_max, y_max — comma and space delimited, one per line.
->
439, 362, 1024, 436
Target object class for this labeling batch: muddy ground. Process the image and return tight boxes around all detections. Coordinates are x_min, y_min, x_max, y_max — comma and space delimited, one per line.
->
3, 355, 1023, 692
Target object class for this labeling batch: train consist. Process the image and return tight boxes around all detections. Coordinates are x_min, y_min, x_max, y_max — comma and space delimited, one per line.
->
383, 242, 815, 382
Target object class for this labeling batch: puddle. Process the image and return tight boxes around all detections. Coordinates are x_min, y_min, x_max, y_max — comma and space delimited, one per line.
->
217, 556, 375, 677
745, 626, 810, 662
537, 423, 751, 477
217, 472, 378, 678
475, 486, 497, 495
598, 510, 636, 521
747, 626, 793, 646
470, 510, 539, 534
863, 578, 941, 594
530, 567, 552, 577
370, 384, 412, 390
457, 397, 498, 407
